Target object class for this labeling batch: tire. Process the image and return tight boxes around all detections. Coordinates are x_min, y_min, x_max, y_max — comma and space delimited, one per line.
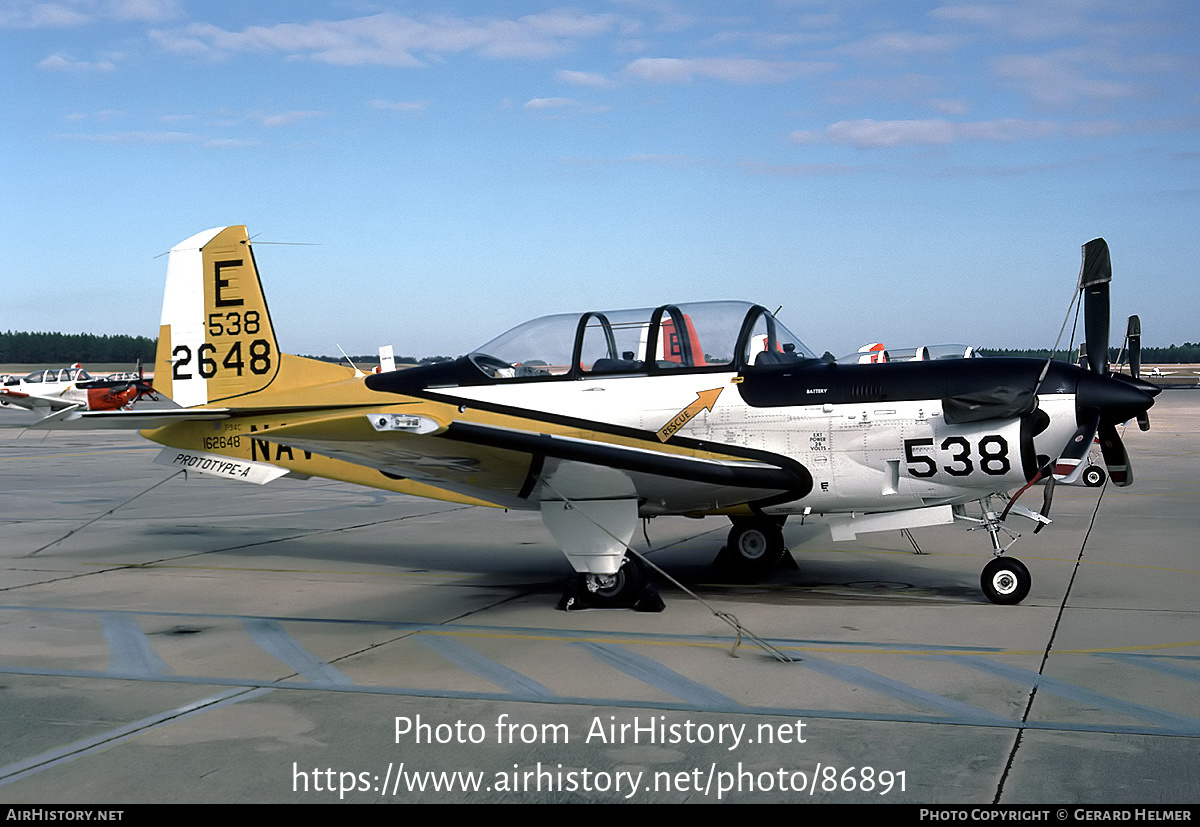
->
980, 557, 1031, 605
1082, 466, 1106, 487
726, 521, 785, 580
583, 557, 644, 608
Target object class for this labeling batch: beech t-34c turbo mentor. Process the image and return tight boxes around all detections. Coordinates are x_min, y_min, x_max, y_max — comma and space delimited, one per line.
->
1, 364, 155, 415
42, 226, 1158, 610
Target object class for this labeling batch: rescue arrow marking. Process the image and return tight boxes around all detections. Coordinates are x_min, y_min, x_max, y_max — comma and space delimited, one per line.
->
656, 387, 723, 442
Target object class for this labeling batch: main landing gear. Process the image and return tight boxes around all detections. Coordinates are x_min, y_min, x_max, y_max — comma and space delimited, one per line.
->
558, 555, 664, 612
541, 499, 664, 612
718, 517, 788, 580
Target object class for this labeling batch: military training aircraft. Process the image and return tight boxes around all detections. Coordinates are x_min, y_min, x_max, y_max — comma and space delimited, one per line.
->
39, 226, 1158, 610
1, 363, 155, 416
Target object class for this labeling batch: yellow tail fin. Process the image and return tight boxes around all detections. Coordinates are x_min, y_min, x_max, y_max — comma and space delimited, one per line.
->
153, 226, 348, 406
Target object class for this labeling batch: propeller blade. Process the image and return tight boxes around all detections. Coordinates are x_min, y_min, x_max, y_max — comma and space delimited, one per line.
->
1098, 421, 1132, 486
1079, 238, 1111, 376
1053, 411, 1100, 483
1125, 314, 1141, 380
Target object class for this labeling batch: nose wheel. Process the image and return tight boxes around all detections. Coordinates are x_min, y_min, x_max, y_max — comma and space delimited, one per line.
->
980, 556, 1031, 605
961, 497, 1038, 605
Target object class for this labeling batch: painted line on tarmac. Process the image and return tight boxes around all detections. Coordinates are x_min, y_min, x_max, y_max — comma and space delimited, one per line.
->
944, 655, 1200, 734
574, 641, 740, 711
102, 612, 170, 677
1102, 653, 1200, 681
0, 605, 1011, 655
794, 654, 1009, 724
3, 661, 1198, 738
417, 635, 556, 699
0, 686, 272, 788
244, 618, 354, 686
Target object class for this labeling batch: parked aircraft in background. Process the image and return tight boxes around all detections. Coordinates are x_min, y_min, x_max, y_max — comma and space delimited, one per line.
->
1, 363, 155, 415
38, 227, 1157, 610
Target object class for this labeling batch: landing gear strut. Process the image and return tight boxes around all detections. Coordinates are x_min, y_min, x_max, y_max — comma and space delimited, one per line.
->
959, 496, 1042, 605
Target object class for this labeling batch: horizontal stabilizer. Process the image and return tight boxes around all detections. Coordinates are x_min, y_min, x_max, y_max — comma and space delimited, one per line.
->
28, 408, 231, 430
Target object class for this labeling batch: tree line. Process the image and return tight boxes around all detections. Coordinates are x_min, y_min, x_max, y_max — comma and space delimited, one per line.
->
978, 345, 1200, 363
4, 330, 1198, 365
0, 331, 157, 364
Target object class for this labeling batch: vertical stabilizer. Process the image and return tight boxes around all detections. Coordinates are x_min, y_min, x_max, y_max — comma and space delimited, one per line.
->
154, 226, 280, 406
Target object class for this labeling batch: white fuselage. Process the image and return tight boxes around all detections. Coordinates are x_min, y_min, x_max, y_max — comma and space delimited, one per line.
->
426, 371, 1079, 517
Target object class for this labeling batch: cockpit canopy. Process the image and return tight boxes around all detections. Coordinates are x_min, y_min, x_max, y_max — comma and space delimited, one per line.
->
16, 367, 93, 384
468, 301, 816, 380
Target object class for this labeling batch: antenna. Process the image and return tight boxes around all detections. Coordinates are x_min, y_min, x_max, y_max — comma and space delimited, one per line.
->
336, 344, 366, 378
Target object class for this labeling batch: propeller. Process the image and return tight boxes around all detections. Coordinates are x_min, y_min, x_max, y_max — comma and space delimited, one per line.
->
131, 358, 157, 403
1003, 239, 1156, 526
1123, 315, 1150, 431
1048, 239, 1157, 489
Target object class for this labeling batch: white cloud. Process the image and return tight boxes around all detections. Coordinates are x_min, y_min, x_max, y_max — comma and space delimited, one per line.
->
58, 130, 199, 144
201, 137, 264, 149
55, 129, 267, 150
368, 99, 428, 113
258, 110, 324, 127
556, 69, 616, 88
993, 53, 1142, 106
63, 108, 121, 121
738, 161, 859, 176
624, 56, 835, 84
149, 10, 621, 67
107, 0, 179, 22
1, 0, 180, 28
837, 32, 963, 59
524, 97, 610, 114
38, 52, 116, 71
790, 118, 1068, 148
524, 97, 578, 110
931, 98, 970, 115
929, 0, 1127, 41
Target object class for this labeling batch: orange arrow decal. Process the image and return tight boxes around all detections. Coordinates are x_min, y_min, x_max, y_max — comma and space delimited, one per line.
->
656, 387, 723, 442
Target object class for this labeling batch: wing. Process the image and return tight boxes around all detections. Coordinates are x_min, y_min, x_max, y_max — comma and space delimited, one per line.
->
0, 388, 78, 413
256, 413, 810, 514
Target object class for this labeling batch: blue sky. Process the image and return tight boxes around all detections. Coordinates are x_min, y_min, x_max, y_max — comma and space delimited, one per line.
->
3, 0, 1198, 359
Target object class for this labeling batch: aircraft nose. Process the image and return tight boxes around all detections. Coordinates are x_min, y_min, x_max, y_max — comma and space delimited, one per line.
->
1076, 371, 1157, 423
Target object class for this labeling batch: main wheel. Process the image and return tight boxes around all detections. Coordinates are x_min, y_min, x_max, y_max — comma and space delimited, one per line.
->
582, 557, 644, 608
1082, 466, 1106, 487
726, 521, 785, 580
980, 557, 1031, 605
